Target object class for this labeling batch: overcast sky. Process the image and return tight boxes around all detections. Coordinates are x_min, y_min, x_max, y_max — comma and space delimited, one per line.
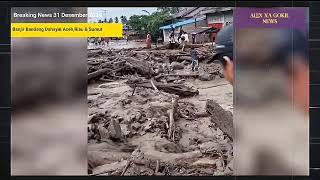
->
88, 7, 158, 22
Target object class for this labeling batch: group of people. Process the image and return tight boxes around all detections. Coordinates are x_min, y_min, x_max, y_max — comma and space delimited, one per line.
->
169, 26, 190, 51
146, 27, 198, 72
89, 37, 110, 46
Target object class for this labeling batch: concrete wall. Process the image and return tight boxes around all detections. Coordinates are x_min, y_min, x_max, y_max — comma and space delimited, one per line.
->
207, 10, 233, 27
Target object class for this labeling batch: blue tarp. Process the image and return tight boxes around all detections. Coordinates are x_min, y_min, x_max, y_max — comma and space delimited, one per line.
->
159, 16, 206, 30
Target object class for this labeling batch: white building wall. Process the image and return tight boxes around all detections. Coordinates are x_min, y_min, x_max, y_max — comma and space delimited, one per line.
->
224, 13, 233, 26
207, 14, 224, 24
207, 11, 233, 27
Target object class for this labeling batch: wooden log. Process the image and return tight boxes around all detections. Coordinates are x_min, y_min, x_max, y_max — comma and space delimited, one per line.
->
124, 57, 155, 78
88, 150, 131, 169
155, 160, 159, 175
150, 78, 159, 92
91, 160, 128, 175
88, 65, 131, 81
88, 48, 103, 58
185, 44, 206, 48
131, 82, 199, 97
154, 74, 199, 81
88, 68, 113, 80
177, 56, 192, 62
168, 97, 178, 140
206, 100, 233, 139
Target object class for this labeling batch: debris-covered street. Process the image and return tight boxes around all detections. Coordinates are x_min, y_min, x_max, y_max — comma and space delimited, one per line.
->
87, 43, 234, 176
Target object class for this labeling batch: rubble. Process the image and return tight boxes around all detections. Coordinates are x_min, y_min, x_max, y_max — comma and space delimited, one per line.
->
87, 44, 234, 176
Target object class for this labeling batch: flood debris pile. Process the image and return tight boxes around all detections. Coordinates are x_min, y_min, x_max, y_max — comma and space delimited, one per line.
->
88, 45, 233, 176
88, 45, 222, 83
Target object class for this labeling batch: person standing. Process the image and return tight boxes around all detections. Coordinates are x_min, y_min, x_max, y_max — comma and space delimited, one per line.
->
146, 32, 152, 49
190, 47, 199, 71
180, 31, 189, 51
178, 27, 184, 42
105, 37, 110, 46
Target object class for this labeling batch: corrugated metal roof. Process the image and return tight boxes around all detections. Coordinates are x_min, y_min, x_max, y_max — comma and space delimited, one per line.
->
159, 16, 206, 30
189, 27, 218, 34
200, 7, 233, 15
184, 7, 209, 18
172, 7, 198, 19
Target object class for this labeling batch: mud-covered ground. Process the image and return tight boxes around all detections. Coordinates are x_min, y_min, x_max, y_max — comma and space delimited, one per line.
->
87, 43, 234, 176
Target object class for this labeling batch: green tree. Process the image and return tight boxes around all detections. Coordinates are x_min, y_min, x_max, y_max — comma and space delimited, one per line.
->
127, 10, 172, 40
114, 16, 119, 23
108, 18, 113, 23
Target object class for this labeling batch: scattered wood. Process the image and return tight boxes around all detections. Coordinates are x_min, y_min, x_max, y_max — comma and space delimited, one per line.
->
87, 45, 234, 176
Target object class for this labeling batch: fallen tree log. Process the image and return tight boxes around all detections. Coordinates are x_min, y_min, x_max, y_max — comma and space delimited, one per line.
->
206, 100, 233, 139
88, 68, 113, 80
124, 57, 156, 78
88, 150, 131, 169
88, 48, 103, 58
154, 74, 199, 81
185, 44, 206, 48
92, 160, 129, 175
176, 56, 192, 62
130, 81, 199, 97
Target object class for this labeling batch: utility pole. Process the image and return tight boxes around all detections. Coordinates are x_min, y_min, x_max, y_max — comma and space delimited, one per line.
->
101, 9, 108, 23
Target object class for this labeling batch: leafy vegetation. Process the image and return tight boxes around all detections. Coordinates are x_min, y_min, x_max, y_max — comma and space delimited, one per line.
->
120, 15, 128, 24
157, 7, 180, 14
127, 10, 173, 40
114, 16, 119, 23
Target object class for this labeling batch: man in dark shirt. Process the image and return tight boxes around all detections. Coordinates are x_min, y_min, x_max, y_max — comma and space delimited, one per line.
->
191, 47, 199, 71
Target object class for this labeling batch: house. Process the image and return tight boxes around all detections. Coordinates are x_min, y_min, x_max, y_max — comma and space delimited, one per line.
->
159, 16, 207, 42
189, 27, 218, 44
159, 7, 233, 43
203, 7, 233, 41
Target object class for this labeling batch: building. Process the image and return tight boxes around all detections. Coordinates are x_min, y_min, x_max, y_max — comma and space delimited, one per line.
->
204, 7, 233, 41
159, 16, 207, 42
159, 7, 233, 43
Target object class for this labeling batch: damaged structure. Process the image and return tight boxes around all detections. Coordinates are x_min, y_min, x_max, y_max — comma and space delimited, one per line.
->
159, 7, 234, 43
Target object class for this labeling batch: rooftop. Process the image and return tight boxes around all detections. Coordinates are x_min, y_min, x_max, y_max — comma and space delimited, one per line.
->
159, 16, 206, 30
